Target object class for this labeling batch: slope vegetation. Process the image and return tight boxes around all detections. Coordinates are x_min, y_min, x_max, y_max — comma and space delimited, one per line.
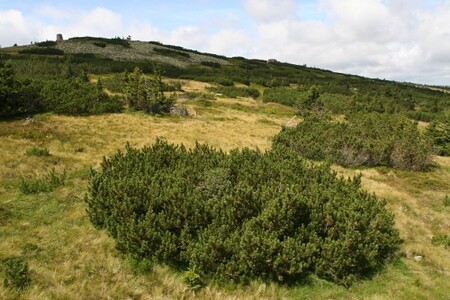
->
0, 38, 449, 299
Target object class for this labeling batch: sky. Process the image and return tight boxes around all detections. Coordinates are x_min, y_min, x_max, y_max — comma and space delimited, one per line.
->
1, 0, 450, 86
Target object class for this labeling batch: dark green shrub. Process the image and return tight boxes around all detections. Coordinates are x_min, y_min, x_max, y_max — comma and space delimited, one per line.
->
35, 41, 57, 47
217, 78, 234, 86
153, 47, 190, 59
19, 47, 64, 55
124, 66, 174, 114
0, 61, 43, 117
263, 87, 306, 106
149, 41, 227, 60
93, 42, 107, 48
426, 120, 450, 156
40, 78, 123, 115
100, 73, 126, 93
86, 139, 400, 285
69, 37, 130, 48
201, 61, 221, 68
2, 257, 30, 290
207, 86, 260, 99
25, 146, 50, 157
1, 61, 20, 115
20, 168, 66, 194
128, 256, 153, 275
273, 113, 432, 170
163, 81, 183, 92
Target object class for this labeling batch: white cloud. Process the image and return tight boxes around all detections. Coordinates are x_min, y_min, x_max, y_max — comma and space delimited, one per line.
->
166, 26, 206, 48
416, 3, 450, 64
240, 0, 450, 85
0, 10, 36, 46
206, 29, 253, 57
1, 6, 126, 44
126, 21, 206, 50
35, 4, 75, 21
42, 7, 124, 39
243, 0, 297, 22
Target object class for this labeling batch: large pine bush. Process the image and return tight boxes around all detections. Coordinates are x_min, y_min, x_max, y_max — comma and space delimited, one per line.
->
273, 113, 432, 170
40, 77, 123, 115
86, 139, 400, 285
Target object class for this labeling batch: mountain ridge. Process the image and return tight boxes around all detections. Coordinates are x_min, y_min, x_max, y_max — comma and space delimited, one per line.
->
3, 36, 448, 90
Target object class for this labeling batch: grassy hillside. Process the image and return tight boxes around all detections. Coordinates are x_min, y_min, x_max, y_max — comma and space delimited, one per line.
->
3, 37, 449, 121
1, 38, 450, 298
0, 80, 449, 299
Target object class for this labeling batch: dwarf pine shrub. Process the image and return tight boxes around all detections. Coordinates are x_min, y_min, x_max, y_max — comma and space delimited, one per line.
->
86, 139, 401, 285
426, 119, 450, 156
273, 113, 432, 170
40, 78, 123, 115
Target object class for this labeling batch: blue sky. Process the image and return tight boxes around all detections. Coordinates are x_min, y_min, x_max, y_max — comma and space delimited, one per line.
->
1, 0, 450, 86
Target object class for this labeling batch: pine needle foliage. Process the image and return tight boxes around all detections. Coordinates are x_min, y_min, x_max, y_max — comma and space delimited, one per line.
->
124, 66, 175, 114
86, 139, 401, 285
426, 119, 450, 156
273, 113, 432, 170
40, 77, 123, 115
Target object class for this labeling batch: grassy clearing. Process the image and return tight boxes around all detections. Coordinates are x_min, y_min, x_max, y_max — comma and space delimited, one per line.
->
1, 81, 449, 299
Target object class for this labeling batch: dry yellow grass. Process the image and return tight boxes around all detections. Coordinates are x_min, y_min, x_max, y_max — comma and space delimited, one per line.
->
179, 80, 213, 93
333, 162, 450, 290
1, 103, 287, 167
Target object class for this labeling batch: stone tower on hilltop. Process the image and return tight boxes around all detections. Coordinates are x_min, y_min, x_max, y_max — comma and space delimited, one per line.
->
56, 34, 63, 42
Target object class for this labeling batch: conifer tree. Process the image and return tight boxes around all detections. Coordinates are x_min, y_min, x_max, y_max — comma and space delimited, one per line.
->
124, 66, 174, 114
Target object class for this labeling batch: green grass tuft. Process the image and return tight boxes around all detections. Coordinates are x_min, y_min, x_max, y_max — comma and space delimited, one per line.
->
25, 146, 50, 157
19, 168, 67, 194
2, 257, 30, 290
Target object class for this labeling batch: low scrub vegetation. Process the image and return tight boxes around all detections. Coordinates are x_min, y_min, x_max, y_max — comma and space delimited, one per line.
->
2, 37, 450, 299
1, 61, 123, 117
426, 119, 450, 156
35, 41, 57, 47
69, 36, 131, 48
86, 139, 401, 286
18, 47, 64, 56
20, 168, 67, 194
273, 113, 432, 170
93, 42, 107, 48
264, 87, 306, 106
124, 67, 175, 114
153, 47, 191, 59
207, 86, 260, 99
0, 61, 42, 116
40, 77, 123, 115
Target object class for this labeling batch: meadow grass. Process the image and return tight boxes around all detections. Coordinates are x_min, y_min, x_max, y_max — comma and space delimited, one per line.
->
0, 81, 449, 299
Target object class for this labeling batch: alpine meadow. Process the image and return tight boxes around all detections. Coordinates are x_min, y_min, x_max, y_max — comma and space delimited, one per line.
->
1, 37, 449, 299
